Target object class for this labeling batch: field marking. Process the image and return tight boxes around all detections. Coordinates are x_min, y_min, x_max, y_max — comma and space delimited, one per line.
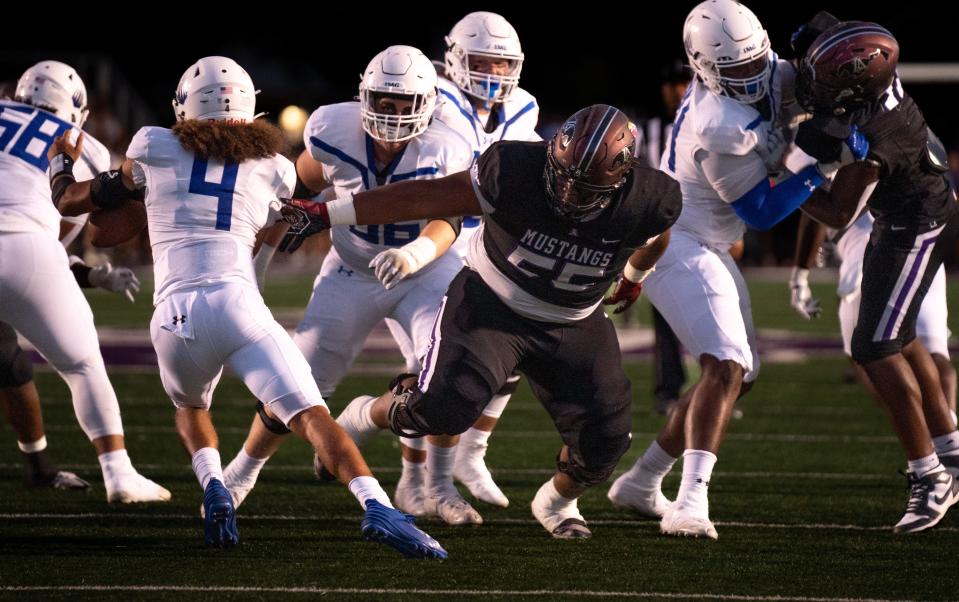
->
30, 423, 899, 443
0, 585, 919, 601
0, 463, 893, 481
0, 512, 946, 533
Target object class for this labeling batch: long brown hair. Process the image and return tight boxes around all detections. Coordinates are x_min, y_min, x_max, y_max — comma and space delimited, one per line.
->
172, 120, 288, 163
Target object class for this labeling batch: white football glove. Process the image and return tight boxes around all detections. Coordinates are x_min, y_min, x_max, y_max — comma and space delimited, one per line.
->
89, 262, 140, 303
368, 237, 437, 290
759, 126, 790, 174
789, 267, 821, 320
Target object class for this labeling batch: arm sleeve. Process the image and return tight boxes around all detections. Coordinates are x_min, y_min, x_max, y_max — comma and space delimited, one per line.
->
728, 164, 825, 231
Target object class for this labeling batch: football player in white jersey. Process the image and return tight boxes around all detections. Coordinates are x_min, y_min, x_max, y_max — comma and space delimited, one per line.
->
49, 56, 447, 557
605, 0, 869, 538
221, 45, 480, 526
790, 212, 956, 426
0, 60, 167, 503
1, 212, 139, 491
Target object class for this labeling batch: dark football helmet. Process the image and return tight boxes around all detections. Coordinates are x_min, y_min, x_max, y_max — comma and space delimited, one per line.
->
544, 104, 637, 220
796, 21, 899, 117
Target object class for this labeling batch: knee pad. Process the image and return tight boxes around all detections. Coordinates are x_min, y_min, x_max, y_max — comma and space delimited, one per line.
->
386, 377, 428, 438
256, 401, 292, 435
0, 341, 33, 388
557, 433, 632, 487
387, 367, 491, 437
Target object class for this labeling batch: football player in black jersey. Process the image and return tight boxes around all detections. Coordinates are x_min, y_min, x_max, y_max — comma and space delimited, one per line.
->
280, 104, 682, 539
794, 21, 959, 533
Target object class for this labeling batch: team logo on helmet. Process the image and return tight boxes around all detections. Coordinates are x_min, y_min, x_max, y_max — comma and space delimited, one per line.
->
72, 89, 84, 109
559, 117, 576, 149
175, 85, 188, 106
836, 48, 880, 78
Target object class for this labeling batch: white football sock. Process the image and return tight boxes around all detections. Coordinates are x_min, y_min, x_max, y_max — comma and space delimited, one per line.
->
907, 453, 941, 477
348, 476, 393, 509
191, 447, 224, 490
676, 450, 717, 511
426, 443, 457, 495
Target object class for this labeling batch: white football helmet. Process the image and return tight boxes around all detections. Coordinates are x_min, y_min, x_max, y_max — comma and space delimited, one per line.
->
14, 61, 89, 127
359, 45, 437, 143
444, 11, 524, 105
683, 0, 772, 105
172, 56, 257, 123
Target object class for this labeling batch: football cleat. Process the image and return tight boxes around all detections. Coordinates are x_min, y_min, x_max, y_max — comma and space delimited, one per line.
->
202, 478, 239, 548
531, 481, 591, 539
105, 472, 171, 504
660, 503, 718, 540
361, 500, 447, 559
394, 466, 428, 516
423, 488, 483, 525
893, 468, 959, 534
453, 442, 509, 507
607, 471, 671, 518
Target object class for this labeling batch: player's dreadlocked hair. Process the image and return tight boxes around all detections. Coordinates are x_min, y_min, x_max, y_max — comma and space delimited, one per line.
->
172, 120, 288, 164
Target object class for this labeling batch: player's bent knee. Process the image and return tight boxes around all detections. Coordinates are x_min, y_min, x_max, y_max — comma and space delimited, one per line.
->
701, 356, 745, 391
557, 433, 632, 487
387, 366, 492, 438
268, 391, 326, 427
256, 401, 292, 435
0, 343, 33, 388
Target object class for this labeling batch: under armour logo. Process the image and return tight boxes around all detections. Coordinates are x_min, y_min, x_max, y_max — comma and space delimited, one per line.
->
803, 179, 817, 192
171, 315, 187, 326
569, 228, 579, 236
338, 266, 354, 277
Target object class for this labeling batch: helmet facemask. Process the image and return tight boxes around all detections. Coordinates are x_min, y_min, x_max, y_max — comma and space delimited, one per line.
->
360, 89, 436, 143
459, 49, 523, 106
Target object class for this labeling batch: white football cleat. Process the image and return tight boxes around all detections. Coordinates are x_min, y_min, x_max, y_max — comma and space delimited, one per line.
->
607, 471, 671, 518
660, 503, 718, 540
222, 464, 254, 510
531, 481, 591, 539
423, 488, 483, 525
454, 442, 509, 507
50, 471, 91, 491
105, 473, 172, 504
893, 468, 959, 534
394, 467, 429, 517
336, 395, 379, 447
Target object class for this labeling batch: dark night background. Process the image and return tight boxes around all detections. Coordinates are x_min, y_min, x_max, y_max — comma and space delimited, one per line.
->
2, 2, 958, 140
2, 2, 958, 265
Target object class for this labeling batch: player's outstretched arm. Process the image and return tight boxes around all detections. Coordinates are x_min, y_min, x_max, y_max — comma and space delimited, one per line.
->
603, 229, 671, 314
279, 171, 480, 252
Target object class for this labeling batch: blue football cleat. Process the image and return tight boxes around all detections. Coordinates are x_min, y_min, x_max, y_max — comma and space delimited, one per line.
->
361, 500, 447, 559
203, 478, 239, 548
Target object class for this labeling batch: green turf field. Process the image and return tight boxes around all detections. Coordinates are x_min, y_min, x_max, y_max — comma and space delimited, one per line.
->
0, 273, 957, 600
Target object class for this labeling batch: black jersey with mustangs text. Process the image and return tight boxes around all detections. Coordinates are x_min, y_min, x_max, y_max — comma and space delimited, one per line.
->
467, 140, 681, 323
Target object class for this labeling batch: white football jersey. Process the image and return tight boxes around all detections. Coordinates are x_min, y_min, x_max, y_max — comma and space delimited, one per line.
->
303, 102, 473, 274
0, 99, 110, 237
434, 76, 541, 160
127, 126, 295, 304
661, 58, 795, 247
434, 77, 540, 254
